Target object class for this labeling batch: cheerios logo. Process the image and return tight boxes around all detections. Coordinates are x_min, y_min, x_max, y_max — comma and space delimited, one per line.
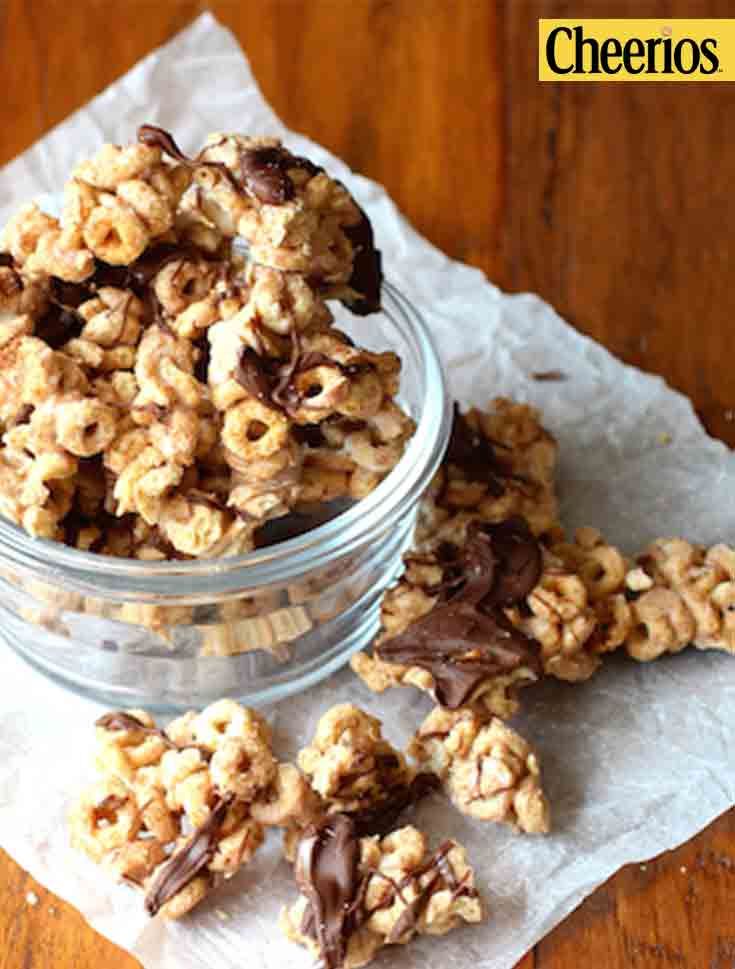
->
539, 20, 732, 80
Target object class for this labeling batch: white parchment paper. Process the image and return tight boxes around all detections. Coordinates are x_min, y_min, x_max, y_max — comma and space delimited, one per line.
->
1, 13, 735, 969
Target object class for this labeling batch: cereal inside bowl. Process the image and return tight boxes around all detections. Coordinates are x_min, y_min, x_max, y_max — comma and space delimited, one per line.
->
0, 126, 450, 709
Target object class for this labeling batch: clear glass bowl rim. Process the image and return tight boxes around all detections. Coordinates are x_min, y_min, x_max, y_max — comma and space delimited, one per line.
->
0, 282, 451, 599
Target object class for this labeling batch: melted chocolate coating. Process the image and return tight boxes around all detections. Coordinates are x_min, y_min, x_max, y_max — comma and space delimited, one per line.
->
92, 242, 207, 297
238, 146, 297, 205
235, 346, 280, 406
144, 796, 232, 916
233, 333, 376, 418
138, 124, 301, 206
193, 332, 211, 385
50, 277, 90, 308
343, 208, 383, 316
349, 772, 440, 838
478, 517, 543, 607
292, 423, 327, 448
95, 710, 213, 758
444, 404, 522, 499
0, 252, 14, 267
35, 243, 212, 348
138, 124, 191, 163
297, 815, 363, 969
96, 711, 148, 731
376, 518, 543, 709
35, 303, 85, 350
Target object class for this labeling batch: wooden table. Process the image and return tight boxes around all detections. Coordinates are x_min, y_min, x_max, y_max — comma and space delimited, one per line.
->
1, 1, 734, 966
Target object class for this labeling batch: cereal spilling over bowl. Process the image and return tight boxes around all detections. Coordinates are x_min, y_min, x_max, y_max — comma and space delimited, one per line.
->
0, 127, 415, 557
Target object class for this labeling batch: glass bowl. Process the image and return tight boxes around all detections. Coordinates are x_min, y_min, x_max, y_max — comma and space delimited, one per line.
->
0, 283, 450, 711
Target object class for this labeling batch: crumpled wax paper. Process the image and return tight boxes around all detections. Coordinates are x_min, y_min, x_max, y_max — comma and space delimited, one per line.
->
1, 12, 735, 969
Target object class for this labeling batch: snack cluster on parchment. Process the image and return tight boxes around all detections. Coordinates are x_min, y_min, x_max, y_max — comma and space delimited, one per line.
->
353, 401, 735, 720
0, 126, 413, 559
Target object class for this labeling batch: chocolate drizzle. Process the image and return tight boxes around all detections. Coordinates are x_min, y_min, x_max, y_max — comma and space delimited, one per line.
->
292, 423, 327, 448
234, 347, 281, 406
36, 301, 85, 349
96, 711, 178, 750
272, 348, 374, 414
376, 517, 543, 709
349, 772, 440, 838
95, 711, 213, 759
138, 125, 192, 164
384, 841, 478, 943
444, 404, 525, 499
144, 796, 233, 916
296, 815, 364, 969
233, 334, 376, 417
342, 207, 383, 316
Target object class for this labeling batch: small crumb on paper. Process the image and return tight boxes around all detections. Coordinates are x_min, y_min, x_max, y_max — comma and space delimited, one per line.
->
25, 891, 39, 907
532, 370, 567, 382
658, 432, 672, 446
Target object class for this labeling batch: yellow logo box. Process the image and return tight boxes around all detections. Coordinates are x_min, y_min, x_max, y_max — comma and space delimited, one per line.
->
539, 20, 733, 80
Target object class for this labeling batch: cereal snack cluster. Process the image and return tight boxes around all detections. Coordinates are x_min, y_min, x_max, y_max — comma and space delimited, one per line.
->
415, 399, 560, 549
297, 703, 417, 817
351, 395, 735, 748
282, 703, 441, 859
281, 816, 483, 969
408, 707, 550, 833
560, 531, 735, 663
0, 126, 412, 560
68, 701, 317, 918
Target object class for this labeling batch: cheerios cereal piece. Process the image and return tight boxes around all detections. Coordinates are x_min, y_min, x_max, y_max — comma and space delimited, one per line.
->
63, 142, 189, 265
68, 776, 146, 863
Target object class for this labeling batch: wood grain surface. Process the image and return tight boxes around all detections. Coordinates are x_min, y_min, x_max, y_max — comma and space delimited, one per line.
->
1, 1, 734, 966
